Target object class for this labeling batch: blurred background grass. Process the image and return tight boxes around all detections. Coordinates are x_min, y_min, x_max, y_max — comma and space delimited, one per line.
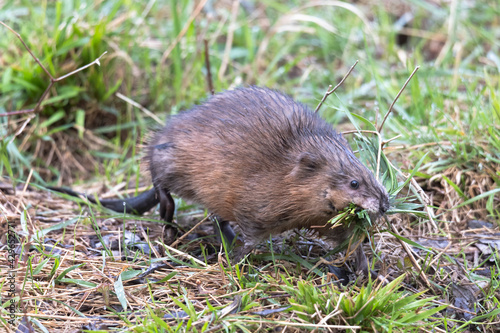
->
1, 0, 499, 220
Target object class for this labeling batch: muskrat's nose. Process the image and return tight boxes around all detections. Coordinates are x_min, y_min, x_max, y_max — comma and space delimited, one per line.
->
379, 196, 390, 215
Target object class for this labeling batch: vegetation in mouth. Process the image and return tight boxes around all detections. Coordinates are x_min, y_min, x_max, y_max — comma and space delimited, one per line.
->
327, 203, 374, 251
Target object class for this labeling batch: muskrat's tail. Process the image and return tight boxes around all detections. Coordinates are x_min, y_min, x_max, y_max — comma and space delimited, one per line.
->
48, 187, 158, 215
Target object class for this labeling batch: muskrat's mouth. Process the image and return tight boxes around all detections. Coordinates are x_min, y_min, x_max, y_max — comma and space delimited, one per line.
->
328, 202, 336, 213
329, 203, 379, 227
353, 206, 363, 214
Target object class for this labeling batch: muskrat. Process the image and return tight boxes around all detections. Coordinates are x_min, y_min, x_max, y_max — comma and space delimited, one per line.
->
52, 86, 389, 264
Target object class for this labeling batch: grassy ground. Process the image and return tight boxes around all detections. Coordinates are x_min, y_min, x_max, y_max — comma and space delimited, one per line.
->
1, 0, 499, 332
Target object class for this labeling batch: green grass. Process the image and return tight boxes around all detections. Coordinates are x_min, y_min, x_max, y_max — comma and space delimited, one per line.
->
1, 0, 499, 332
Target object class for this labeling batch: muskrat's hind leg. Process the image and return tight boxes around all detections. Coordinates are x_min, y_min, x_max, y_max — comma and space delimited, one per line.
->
211, 216, 236, 246
158, 188, 177, 244
353, 243, 378, 279
158, 188, 175, 222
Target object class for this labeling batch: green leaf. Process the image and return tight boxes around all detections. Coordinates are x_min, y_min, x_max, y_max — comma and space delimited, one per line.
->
394, 152, 429, 195
36, 217, 80, 240
156, 271, 177, 283
114, 273, 128, 311
46, 123, 74, 136
454, 188, 500, 209
400, 304, 447, 324
441, 174, 467, 200
55, 37, 90, 56
55, 264, 85, 283
0, 142, 14, 180
120, 269, 142, 281
2, 66, 13, 86
388, 231, 432, 252
470, 307, 500, 322
351, 113, 377, 131
21, 209, 28, 233
41, 86, 83, 106
171, 296, 191, 316
102, 79, 122, 101
39, 110, 66, 128
75, 109, 85, 139
33, 258, 50, 275
49, 256, 60, 278
11, 76, 42, 92
149, 306, 173, 330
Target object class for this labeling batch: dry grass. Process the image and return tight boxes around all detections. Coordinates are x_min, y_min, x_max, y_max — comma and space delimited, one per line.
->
1, 163, 498, 331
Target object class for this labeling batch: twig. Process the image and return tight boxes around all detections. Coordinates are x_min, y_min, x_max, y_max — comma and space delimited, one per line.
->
316, 293, 344, 326
203, 39, 214, 95
0, 21, 53, 78
377, 66, 420, 133
409, 177, 439, 232
170, 214, 212, 248
115, 92, 163, 125
390, 222, 434, 291
314, 60, 359, 113
16, 168, 34, 212
0, 109, 39, 116
0, 21, 107, 117
218, 0, 240, 81
342, 129, 380, 135
386, 158, 439, 233
381, 134, 401, 147
160, 0, 209, 66
4, 115, 35, 143
383, 141, 452, 152
342, 129, 383, 181
160, 243, 207, 267
55, 54, 106, 81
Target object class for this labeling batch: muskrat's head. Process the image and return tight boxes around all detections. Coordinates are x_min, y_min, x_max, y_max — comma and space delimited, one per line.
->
325, 162, 390, 216
290, 137, 390, 219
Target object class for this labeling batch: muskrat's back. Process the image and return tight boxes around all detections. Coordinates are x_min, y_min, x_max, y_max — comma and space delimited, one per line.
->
148, 86, 389, 254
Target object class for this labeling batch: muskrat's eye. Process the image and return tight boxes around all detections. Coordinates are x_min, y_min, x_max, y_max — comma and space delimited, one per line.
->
350, 180, 359, 189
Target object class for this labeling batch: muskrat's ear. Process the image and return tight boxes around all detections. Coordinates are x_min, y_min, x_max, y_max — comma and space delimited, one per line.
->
291, 152, 323, 177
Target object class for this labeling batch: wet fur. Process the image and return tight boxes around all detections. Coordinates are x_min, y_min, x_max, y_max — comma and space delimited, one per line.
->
52, 86, 389, 262
147, 86, 389, 256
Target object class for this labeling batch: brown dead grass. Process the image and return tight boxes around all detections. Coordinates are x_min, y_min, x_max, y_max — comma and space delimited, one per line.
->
427, 166, 498, 228
1, 160, 499, 332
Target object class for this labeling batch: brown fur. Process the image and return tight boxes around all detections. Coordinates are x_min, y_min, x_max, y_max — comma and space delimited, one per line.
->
147, 86, 389, 257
